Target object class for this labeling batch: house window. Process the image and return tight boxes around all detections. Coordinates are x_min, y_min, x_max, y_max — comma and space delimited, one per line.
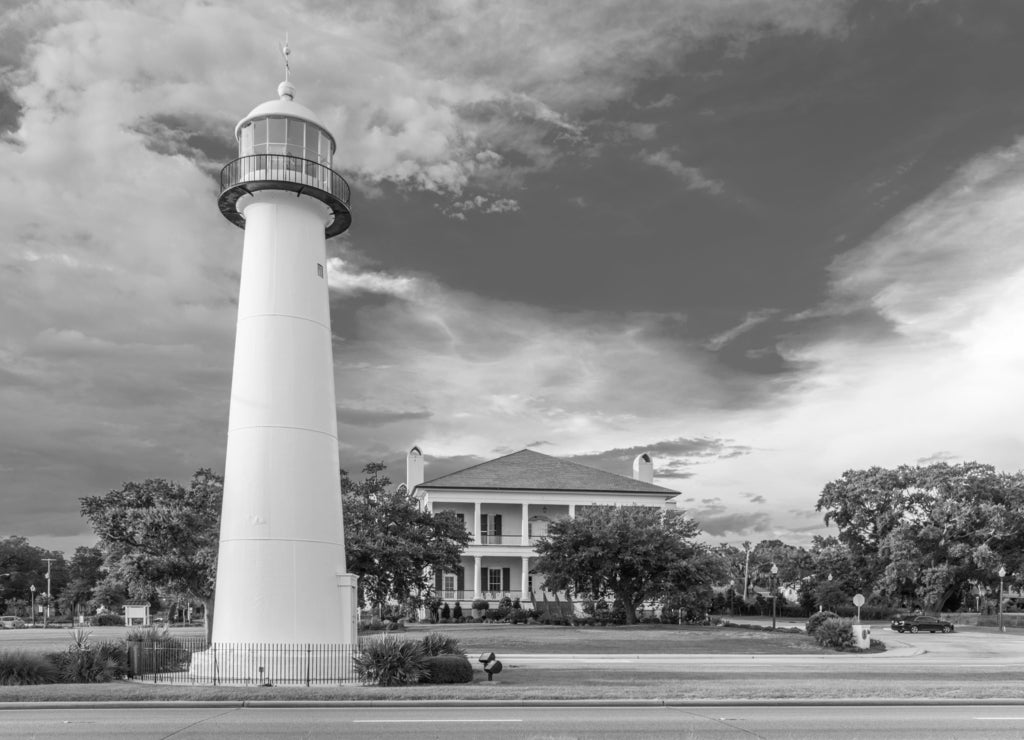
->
480, 513, 502, 543
317, 263, 324, 278
488, 569, 502, 592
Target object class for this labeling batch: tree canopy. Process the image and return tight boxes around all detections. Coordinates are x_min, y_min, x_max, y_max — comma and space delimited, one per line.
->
817, 461, 1024, 611
532, 505, 709, 624
341, 463, 471, 612
80, 469, 223, 638
0, 536, 66, 616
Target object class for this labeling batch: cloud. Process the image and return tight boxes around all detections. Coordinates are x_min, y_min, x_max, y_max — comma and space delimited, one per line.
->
692, 510, 772, 537
706, 310, 779, 351
689, 135, 1024, 545
640, 149, 725, 194
442, 195, 522, 219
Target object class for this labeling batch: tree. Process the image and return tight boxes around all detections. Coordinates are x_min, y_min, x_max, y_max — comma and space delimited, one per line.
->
80, 469, 222, 639
57, 545, 105, 618
818, 462, 1024, 612
0, 536, 65, 617
341, 463, 471, 613
532, 505, 706, 624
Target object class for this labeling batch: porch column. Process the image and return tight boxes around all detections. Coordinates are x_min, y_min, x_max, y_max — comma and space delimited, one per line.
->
521, 502, 529, 545
474, 501, 482, 545
474, 555, 482, 598
521, 556, 529, 599
569, 503, 576, 518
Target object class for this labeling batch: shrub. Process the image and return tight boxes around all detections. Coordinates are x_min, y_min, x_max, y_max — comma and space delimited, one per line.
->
421, 654, 473, 684
421, 632, 465, 657
471, 599, 489, 611
354, 635, 428, 686
0, 650, 58, 685
124, 626, 188, 673
53, 642, 127, 683
813, 617, 856, 650
509, 608, 527, 624
90, 613, 122, 627
452, 602, 463, 619
806, 611, 840, 636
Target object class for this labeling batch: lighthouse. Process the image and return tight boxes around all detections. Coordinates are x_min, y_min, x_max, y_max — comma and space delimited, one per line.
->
211, 49, 357, 646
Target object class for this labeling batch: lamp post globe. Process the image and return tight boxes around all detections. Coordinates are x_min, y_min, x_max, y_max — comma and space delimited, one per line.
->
29, 585, 35, 628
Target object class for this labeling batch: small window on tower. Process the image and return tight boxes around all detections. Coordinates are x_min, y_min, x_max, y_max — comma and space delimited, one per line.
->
317, 263, 324, 278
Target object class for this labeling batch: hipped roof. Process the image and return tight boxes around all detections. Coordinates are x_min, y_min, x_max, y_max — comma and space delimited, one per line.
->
417, 449, 678, 496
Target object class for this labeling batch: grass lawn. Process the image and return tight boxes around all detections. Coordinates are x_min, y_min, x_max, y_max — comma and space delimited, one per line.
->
399, 622, 830, 655
2, 622, 1022, 703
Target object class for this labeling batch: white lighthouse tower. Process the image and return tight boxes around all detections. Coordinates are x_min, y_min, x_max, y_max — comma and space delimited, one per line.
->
212, 48, 357, 647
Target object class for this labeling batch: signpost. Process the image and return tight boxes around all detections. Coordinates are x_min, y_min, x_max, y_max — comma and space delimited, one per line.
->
852, 593, 865, 623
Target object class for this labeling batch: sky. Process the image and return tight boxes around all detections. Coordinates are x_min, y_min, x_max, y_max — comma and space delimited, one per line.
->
3, 0, 1024, 555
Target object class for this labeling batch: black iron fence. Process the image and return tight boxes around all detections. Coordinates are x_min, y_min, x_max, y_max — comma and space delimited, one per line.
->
127, 637, 359, 686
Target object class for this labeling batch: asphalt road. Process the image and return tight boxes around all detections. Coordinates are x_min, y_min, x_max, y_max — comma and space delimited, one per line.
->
3, 704, 1024, 739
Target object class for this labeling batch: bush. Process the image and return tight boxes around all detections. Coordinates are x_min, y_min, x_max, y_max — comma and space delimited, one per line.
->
472, 599, 489, 611
806, 611, 840, 636
354, 634, 428, 686
421, 632, 465, 657
52, 642, 127, 683
124, 626, 188, 674
421, 654, 473, 684
813, 617, 856, 650
90, 613, 122, 627
452, 602, 463, 620
0, 650, 58, 685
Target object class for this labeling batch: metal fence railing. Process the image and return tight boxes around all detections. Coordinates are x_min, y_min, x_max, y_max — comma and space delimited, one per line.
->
127, 638, 360, 686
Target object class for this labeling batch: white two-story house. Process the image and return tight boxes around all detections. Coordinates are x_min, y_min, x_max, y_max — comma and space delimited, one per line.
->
407, 447, 680, 608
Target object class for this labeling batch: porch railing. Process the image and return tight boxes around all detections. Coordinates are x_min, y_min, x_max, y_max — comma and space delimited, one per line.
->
480, 534, 523, 545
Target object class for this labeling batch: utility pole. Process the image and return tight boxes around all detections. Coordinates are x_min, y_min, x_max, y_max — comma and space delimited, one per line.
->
42, 558, 55, 628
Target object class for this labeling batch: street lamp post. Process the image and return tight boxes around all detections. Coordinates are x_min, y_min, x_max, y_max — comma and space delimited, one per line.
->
29, 585, 35, 628
770, 564, 779, 630
43, 558, 53, 629
998, 566, 1006, 633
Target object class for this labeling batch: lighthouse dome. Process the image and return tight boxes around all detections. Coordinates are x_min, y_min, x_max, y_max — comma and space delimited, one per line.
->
234, 83, 337, 164
234, 94, 329, 140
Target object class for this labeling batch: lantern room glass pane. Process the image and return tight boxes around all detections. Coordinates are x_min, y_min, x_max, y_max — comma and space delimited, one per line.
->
319, 131, 332, 164
267, 117, 286, 144
239, 123, 253, 155
253, 119, 268, 145
286, 120, 304, 158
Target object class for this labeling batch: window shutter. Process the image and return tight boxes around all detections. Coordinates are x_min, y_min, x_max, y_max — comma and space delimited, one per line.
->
494, 514, 503, 536
457, 567, 465, 591
481, 567, 487, 592
434, 570, 442, 590
480, 513, 487, 536
502, 567, 511, 592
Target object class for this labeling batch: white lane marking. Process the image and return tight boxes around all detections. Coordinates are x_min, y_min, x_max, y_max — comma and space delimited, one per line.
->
975, 718, 1024, 721
353, 719, 522, 724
